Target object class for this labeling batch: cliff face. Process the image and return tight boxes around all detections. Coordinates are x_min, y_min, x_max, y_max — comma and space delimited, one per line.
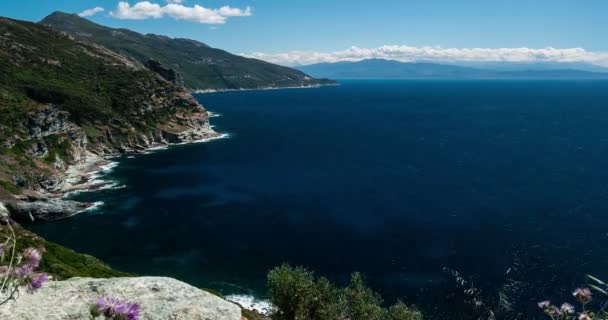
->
0, 17, 218, 219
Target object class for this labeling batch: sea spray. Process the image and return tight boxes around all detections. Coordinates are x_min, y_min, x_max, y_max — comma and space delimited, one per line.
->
225, 294, 275, 316
78, 201, 105, 213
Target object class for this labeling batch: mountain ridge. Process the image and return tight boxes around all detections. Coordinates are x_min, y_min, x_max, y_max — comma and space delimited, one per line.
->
40, 11, 334, 90
297, 58, 608, 79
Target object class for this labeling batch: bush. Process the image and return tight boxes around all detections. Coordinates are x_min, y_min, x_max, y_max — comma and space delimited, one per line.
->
388, 302, 424, 320
268, 264, 423, 320
0, 180, 22, 195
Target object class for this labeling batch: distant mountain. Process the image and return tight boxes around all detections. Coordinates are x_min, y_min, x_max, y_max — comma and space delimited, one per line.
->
298, 59, 608, 80
444, 61, 608, 73
40, 12, 334, 90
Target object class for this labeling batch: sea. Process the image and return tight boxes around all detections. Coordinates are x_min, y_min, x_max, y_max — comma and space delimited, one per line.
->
30, 80, 608, 319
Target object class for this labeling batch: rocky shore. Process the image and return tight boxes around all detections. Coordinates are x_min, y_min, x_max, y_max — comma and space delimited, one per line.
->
193, 82, 338, 94
3, 104, 220, 223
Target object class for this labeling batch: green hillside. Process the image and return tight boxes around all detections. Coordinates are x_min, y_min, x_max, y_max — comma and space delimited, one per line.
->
0, 16, 206, 194
41, 12, 334, 90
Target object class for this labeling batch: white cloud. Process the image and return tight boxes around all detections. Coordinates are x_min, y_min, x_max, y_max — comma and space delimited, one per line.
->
112, 2, 163, 19
166, 0, 183, 3
78, 6, 105, 17
110, 1, 252, 24
242, 45, 608, 67
217, 5, 252, 17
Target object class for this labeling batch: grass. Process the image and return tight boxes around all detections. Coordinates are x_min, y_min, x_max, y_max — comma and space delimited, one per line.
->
1, 223, 130, 279
241, 308, 267, 320
0, 180, 22, 195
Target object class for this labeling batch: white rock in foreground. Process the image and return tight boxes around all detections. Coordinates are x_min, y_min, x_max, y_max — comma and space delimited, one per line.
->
0, 276, 242, 320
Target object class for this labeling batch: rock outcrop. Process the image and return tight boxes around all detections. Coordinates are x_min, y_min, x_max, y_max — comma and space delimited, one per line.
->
145, 59, 185, 87
4, 198, 91, 221
0, 277, 242, 320
0, 202, 9, 219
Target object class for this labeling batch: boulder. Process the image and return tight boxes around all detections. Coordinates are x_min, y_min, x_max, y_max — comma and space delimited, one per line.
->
0, 276, 242, 320
5, 198, 90, 221
0, 202, 9, 219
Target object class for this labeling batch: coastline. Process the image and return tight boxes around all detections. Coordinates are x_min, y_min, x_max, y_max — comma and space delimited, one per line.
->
4, 112, 226, 222
192, 82, 339, 94
53, 131, 230, 210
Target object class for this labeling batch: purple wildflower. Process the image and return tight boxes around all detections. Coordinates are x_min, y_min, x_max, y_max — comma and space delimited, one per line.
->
538, 300, 551, 309
560, 303, 575, 314
573, 287, 592, 304
546, 305, 560, 318
125, 303, 140, 320
94, 296, 140, 320
27, 273, 48, 293
12, 264, 34, 278
21, 248, 41, 268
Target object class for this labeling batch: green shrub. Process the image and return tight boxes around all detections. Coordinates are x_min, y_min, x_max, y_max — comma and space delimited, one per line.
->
388, 301, 423, 320
241, 308, 265, 320
343, 272, 385, 320
268, 264, 423, 320
1, 224, 130, 280
42, 134, 73, 164
0, 179, 22, 194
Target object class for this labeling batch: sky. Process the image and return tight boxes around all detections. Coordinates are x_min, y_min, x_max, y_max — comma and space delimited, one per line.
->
2, 0, 608, 66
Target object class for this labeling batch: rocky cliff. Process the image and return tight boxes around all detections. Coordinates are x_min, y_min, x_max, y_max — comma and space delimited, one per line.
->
0, 16, 218, 220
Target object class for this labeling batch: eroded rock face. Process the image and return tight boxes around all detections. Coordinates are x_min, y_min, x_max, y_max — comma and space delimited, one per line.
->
0, 202, 9, 219
0, 277, 242, 320
22, 105, 90, 169
5, 198, 90, 221
27, 105, 72, 139
145, 59, 185, 87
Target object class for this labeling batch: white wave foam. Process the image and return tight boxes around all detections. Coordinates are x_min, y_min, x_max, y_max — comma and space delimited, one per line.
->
193, 84, 325, 94
208, 112, 222, 118
79, 201, 105, 213
97, 182, 126, 191
100, 161, 119, 173
225, 295, 275, 315
147, 145, 170, 151
176, 133, 230, 145
63, 181, 125, 197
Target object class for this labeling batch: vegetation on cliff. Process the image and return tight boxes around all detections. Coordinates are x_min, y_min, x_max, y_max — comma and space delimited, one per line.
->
0, 16, 211, 195
40, 12, 334, 90
0, 223, 129, 279
268, 264, 423, 320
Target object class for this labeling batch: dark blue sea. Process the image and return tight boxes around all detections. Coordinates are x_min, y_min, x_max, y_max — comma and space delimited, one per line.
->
30, 80, 608, 319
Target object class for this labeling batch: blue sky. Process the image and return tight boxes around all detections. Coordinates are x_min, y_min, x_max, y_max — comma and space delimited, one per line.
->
3, 0, 608, 66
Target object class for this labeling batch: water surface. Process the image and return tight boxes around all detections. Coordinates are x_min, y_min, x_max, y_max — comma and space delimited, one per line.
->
31, 80, 608, 318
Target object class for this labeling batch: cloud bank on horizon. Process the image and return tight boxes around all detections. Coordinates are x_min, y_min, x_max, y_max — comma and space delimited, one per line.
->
243, 45, 608, 67
79, 1, 252, 24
